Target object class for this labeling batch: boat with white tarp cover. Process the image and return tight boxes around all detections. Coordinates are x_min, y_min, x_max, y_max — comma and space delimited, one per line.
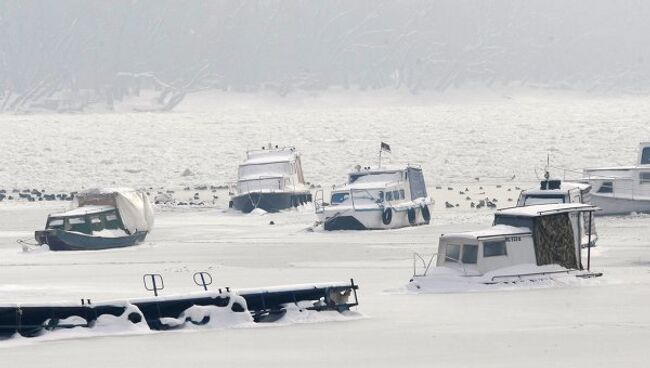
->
33, 188, 154, 251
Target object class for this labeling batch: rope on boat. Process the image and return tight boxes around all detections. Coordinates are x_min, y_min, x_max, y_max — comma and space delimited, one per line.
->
17, 238, 40, 246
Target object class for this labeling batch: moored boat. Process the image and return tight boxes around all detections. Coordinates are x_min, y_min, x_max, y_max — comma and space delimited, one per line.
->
229, 144, 312, 213
34, 188, 154, 251
409, 203, 601, 292
315, 164, 433, 230
581, 142, 650, 215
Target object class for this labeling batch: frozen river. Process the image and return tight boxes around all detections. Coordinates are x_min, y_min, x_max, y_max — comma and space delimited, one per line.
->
0, 92, 649, 367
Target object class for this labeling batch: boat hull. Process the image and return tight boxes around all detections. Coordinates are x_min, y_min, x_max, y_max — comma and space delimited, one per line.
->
590, 194, 650, 215
321, 203, 432, 231
36, 229, 148, 251
230, 191, 312, 213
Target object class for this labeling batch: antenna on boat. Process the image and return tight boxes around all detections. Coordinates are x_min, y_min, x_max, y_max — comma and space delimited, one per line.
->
542, 154, 551, 189
378, 142, 391, 168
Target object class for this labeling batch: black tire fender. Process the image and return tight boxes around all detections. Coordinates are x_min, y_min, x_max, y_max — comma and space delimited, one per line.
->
407, 207, 417, 225
421, 205, 431, 224
382, 208, 393, 225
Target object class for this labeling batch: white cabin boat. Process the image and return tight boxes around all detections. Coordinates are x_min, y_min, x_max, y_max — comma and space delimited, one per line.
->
581, 142, 650, 215
229, 145, 312, 213
517, 180, 592, 207
315, 165, 433, 230
409, 203, 600, 291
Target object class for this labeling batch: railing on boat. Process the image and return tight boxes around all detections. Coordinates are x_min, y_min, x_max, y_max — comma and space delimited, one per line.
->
412, 252, 437, 277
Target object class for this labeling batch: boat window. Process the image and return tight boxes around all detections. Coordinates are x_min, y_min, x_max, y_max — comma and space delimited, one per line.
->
104, 212, 122, 229
462, 244, 478, 264
393, 190, 400, 200
640, 173, 650, 184
493, 215, 534, 230
47, 218, 64, 229
386, 191, 393, 201
67, 217, 92, 234
523, 195, 565, 206
642, 147, 650, 165
445, 244, 461, 262
238, 177, 283, 193
68, 217, 85, 225
377, 191, 384, 203
352, 190, 382, 202
400, 189, 405, 200
597, 181, 613, 193
483, 241, 507, 257
331, 192, 350, 204
90, 215, 103, 231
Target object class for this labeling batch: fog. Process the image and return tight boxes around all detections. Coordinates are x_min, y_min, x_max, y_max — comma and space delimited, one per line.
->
1, 1, 649, 112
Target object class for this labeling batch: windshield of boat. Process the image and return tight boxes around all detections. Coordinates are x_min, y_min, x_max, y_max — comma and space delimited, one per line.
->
642, 147, 650, 165
522, 194, 566, 206
493, 215, 534, 230
330, 189, 385, 205
238, 177, 285, 193
331, 192, 351, 205
352, 189, 384, 204
238, 161, 291, 179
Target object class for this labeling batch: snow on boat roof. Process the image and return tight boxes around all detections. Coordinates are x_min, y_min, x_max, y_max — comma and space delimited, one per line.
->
497, 203, 598, 217
441, 225, 531, 240
242, 148, 295, 165
522, 181, 590, 195
338, 172, 402, 190
50, 205, 116, 218
347, 164, 420, 176
77, 187, 139, 196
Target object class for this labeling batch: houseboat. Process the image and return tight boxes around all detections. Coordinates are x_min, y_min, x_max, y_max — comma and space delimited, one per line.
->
409, 203, 600, 292
315, 165, 433, 230
229, 145, 312, 213
34, 188, 154, 251
581, 142, 650, 215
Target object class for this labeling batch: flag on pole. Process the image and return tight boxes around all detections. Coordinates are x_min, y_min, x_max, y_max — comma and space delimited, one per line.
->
380, 142, 391, 153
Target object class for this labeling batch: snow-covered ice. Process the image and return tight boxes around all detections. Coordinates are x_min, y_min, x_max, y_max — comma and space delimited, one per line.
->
0, 93, 649, 367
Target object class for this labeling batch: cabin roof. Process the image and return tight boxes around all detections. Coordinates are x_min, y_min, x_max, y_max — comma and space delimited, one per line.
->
441, 225, 531, 241
243, 147, 296, 165
347, 164, 421, 176
522, 181, 590, 195
497, 203, 598, 217
50, 205, 116, 218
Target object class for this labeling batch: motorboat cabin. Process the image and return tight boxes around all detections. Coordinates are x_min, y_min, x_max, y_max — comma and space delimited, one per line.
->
229, 145, 312, 213
35, 188, 154, 251
581, 142, 650, 215
409, 203, 600, 290
517, 180, 592, 207
315, 165, 433, 230
518, 180, 596, 246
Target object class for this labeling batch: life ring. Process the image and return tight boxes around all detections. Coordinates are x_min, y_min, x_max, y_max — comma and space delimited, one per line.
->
421, 205, 431, 224
382, 208, 393, 225
407, 207, 417, 225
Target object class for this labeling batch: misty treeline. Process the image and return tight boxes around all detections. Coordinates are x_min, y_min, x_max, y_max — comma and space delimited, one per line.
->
1, 0, 649, 112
